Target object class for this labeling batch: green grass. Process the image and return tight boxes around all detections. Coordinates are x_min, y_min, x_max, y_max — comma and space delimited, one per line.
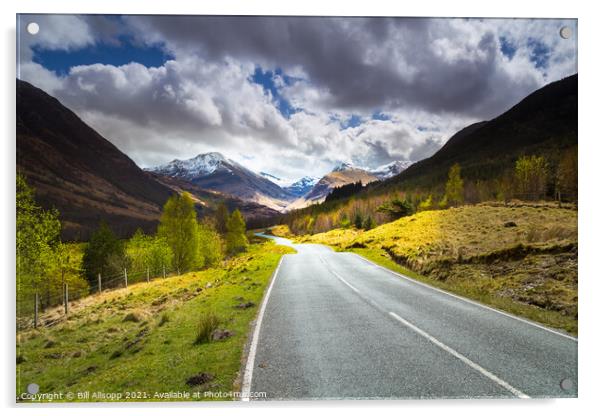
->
16, 240, 294, 402
300, 204, 577, 336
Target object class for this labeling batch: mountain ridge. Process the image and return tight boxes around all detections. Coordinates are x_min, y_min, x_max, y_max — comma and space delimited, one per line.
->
17, 79, 175, 240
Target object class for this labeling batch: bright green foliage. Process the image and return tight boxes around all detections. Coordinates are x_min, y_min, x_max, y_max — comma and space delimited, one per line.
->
158, 193, 200, 273
515, 155, 548, 200
417, 195, 434, 212
225, 209, 248, 254
47, 242, 88, 301
197, 220, 224, 267
214, 203, 229, 235
444, 163, 464, 206
17, 174, 62, 309
438, 195, 448, 209
126, 229, 173, 276
82, 221, 125, 284
339, 213, 351, 229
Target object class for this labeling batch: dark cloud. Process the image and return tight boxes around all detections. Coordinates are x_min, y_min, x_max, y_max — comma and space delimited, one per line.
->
125, 16, 571, 119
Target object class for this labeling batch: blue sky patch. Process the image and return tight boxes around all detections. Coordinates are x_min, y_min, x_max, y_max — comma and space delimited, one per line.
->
32, 35, 173, 76
251, 67, 299, 118
499, 36, 517, 60
371, 111, 391, 121
527, 38, 551, 69
341, 114, 364, 129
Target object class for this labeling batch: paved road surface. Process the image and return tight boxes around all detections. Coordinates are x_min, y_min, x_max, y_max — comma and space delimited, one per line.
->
242, 234, 577, 400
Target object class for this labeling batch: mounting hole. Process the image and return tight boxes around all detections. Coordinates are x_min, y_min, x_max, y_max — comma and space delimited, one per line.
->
27, 383, 39, 394
27, 22, 40, 35
560, 378, 573, 391
559, 26, 572, 40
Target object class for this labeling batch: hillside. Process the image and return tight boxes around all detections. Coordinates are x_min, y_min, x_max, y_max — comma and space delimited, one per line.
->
381, 74, 577, 191
17, 79, 175, 240
149, 153, 295, 211
287, 164, 379, 210
298, 203, 578, 334
16, 239, 294, 402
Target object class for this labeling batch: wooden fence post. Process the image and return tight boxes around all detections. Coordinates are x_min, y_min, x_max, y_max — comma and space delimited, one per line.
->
64, 283, 69, 315
34, 292, 39, 329
146, 267, 150, 283
98, 273, 102, 293
124, 268, 128, 289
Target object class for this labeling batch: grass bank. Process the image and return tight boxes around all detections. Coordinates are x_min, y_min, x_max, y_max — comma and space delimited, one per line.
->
16, 238, 294, 402
296, 203, 578, 335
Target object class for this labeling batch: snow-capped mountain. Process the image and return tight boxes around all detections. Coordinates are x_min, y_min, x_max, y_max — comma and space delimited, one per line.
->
260, 172, 319, 198
150, 152, 235, 180
148, 153, 296, 211
284, 176, 319, 197
332, 161, 355, 172
368, 160, 413, 180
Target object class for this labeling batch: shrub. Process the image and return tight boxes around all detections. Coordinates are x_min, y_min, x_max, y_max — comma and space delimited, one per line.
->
194, 312, 221, 345
418, 195, 434, 212
158, 313, 170, 327
122, 312, 141, 323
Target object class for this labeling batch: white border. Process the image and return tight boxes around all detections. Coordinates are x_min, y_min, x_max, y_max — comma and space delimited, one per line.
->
2, 1, 601, 415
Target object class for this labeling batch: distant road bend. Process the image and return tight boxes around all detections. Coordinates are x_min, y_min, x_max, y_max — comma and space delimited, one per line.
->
241, 233, 577, 400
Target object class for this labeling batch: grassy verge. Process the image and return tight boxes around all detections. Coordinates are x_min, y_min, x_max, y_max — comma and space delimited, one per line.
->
16, 239, 295, 402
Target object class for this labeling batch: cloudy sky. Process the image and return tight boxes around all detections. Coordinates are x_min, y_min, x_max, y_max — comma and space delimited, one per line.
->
17, 15, 577, 181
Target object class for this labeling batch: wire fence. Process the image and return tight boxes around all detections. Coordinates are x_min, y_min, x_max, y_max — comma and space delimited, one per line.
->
17, 264, 180, 331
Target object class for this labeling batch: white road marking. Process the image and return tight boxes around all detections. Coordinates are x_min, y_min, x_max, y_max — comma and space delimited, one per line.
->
324, 252, 531, 399
388, 312, 530, 399
241, 256, 285, 401
330, 269, 361, 294
351, 253, 577, 342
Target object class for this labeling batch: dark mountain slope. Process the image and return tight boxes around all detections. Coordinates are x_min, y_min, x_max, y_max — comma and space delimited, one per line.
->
17, 79, 175, 240
382, 74, 577, 190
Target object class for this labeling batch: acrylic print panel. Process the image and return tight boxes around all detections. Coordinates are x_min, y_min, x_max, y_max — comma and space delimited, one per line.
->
16, 14, 578, 402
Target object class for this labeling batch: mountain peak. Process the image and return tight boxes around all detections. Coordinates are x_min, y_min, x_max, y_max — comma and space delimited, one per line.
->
369, 160, 413, 179
193, 151, 226, 161
151, 152, 232, 178
332, 162, 355, 172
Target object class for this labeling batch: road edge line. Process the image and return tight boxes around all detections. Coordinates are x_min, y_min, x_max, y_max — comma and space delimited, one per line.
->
351, 252, 577, 342
388, 312, 530, 399
240, 255, 285, 401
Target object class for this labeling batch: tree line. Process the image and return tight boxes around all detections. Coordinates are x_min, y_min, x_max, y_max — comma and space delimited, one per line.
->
17, 176, 248, 314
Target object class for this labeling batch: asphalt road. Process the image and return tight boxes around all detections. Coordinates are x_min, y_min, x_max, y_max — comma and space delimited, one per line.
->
242, 234, 578, 400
